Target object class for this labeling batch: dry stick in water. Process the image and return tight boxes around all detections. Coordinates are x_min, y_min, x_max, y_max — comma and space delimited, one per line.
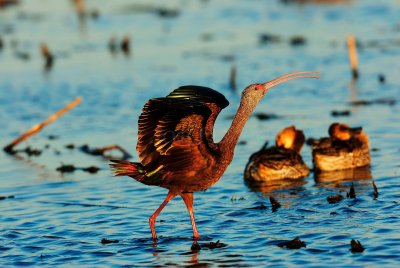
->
347, 34, 359, 79
229, 64, 237, 92
3, 97, 82, 154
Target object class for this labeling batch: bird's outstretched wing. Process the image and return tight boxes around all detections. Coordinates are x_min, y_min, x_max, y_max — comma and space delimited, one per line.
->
136, 86, 229, 182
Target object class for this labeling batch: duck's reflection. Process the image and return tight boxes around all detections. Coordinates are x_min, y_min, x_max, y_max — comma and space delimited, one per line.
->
314, 166, 372, 187
245, 177, 307, 194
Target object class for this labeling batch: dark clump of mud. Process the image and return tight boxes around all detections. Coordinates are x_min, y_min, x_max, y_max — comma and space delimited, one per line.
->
277, 237, 306, 249
56, 164, 76, 173
327, 194, 344, 204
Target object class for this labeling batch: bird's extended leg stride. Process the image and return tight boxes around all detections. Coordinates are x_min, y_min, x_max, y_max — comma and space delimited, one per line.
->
181, 192, 200, 239
149, 191, 177, 241
110, 71, 319, 240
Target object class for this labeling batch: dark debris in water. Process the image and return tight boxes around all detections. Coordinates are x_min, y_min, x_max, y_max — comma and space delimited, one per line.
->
373, 181, 379, 199
156, 8, 180, 18
277, 237, 306, 249
289, 36, 307, 46
191, 241, 201, 251
349, 98, 397, 106
269, 196, 281, 212
5, 146, 43, 157
331, 110, 351, 117
47, 135, 59, 140
378, 74, 386, 84
56, 164, 100, 174
347, 183, 356, 199
249, 203, 268, 210
0, 195, 15, 201
82, 166, 100, 174
56, 164, 76, 173
327, 194, 344, 204
254, 112, 281, 121
80, 144, 131, 160
101, 238, 119, 244
65, 144, 75, 149
202, 240, 226, 249
350, 239, 365, 253
259, 33, 281, 45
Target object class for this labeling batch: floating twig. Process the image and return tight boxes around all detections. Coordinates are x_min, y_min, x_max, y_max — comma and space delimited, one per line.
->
350, 239, 365, 253
347, 34, 359, 79
229, 64, 237, 92
40, 43, 54, 71
372, 181, 378, 199
3, 97, 82, 154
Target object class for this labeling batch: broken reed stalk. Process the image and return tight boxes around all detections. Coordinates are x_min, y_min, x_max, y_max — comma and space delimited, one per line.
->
347, 34, 359, 79
91, 145, 132, 160
229, 64, 237, 92
3, 97, 82, 154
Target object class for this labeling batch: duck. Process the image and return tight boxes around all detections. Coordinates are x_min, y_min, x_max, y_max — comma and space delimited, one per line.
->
312, 122, 370, 172
244, 126, 310, 181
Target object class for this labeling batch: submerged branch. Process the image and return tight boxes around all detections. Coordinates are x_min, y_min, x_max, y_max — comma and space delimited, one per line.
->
3, 97, 82, 154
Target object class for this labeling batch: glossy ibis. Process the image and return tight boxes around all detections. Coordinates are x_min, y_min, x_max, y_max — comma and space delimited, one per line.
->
110, 71, 319, 240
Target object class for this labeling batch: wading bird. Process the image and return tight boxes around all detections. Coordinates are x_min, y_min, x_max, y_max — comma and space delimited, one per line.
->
110, 71, 319, 241
244, 125, 310, 182
312, 122, 370, 171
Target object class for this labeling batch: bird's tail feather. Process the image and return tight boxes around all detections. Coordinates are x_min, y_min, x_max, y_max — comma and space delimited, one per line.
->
109, 160, 145, 181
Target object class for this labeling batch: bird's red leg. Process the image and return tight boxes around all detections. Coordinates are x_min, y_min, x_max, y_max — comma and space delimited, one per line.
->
181, 192, 200, 239
149, 191, 176, 241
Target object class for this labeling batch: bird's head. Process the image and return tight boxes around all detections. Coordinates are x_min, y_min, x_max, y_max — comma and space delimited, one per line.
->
241, 71, 320, 109
328, 122, 362, 141
275, 125, 305, 153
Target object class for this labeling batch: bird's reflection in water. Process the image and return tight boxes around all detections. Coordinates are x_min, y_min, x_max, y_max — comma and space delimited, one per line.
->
314, 166, 372, 188
245, 178, 307, 194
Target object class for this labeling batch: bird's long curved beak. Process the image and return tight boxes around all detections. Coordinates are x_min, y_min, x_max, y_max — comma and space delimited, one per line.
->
262, 71, 320, 90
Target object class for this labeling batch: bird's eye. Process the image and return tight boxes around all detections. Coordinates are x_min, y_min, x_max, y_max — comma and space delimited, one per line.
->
255, 84, 263, 91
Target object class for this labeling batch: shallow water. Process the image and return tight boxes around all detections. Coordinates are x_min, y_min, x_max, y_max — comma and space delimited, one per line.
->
1, 0, 400, 267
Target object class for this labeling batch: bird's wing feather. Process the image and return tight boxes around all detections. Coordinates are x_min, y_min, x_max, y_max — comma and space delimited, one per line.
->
137, 98, 214, 177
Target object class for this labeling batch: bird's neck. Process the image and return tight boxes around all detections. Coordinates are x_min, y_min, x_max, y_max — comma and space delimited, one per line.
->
219, 100, 255, 158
